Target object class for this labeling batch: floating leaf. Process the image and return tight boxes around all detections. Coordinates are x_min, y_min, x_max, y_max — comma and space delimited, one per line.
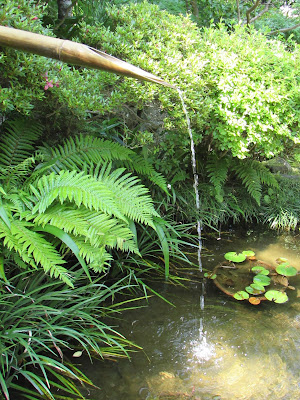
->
245, 286, 262, 295
245, 285, 255, 294
224, 252, 246, 263
249, 297, 261, 305
204, 272, 217, 280
250, 283, 266, 293
233, 291, 249, 300
275, 264, 297, 277
253, 274, 271, 286
242, 250, 255, 257
265, 290, 288, 304
251, 266, 269, 276
276, 257, 288, 264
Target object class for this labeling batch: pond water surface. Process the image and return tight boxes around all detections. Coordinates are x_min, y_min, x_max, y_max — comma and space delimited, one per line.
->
83, 228, 300, 400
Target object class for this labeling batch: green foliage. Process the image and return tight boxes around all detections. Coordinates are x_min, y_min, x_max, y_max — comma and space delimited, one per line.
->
261, 176, 300, 230
1, 0, 299, 231
232, 159, 279, 205
224, 251, 246, 263
0, 266, 139, 400
265, 289, 289, 304
0, 119, 166, 285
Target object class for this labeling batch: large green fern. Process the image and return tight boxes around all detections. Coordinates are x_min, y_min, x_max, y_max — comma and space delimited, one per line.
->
233, 159, 278, 205
205, 153, 278, 206
38, 134, 168, 192
0, 120, 166, 285
206, 154, 229, 202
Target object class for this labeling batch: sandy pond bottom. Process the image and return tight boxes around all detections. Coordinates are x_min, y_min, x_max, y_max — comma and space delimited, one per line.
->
82, 229, 300, 400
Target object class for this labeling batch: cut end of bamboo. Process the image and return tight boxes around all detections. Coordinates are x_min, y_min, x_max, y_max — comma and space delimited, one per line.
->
0, 25, 176, 89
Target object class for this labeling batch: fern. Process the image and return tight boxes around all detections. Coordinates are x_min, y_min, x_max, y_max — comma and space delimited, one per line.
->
38, 134, 133, 172
0, 120, 162, 284
92, 163, 158, 227
206, 154, 229, 202
121, 153, 168, 193
233, 160, 278, 205
0, 219, 73, 286
38, 134, 168, 192
30, 170, 125, 220
0, 119, 42, 168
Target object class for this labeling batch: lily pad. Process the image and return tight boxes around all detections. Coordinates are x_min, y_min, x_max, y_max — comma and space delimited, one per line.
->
276, 257, 288, 264
251, 266, 269, 276
275, 264, 297, 277
265, 290, 289, 304
242, 250, 255, 257
245, 285, 262, 295
249, 297, 261, 305
224, 252, 246, 263
233, 291, 249, 300
250, 283, 266, 293
204, 272, 217, 280
253, 274, 271, 286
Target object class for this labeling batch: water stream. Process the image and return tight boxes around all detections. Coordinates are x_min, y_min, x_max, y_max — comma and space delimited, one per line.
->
82, 228, 300, 400
177, 89, 202, 272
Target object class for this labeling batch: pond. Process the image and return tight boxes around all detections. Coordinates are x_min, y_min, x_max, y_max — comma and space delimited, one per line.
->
82, 228, 300, 400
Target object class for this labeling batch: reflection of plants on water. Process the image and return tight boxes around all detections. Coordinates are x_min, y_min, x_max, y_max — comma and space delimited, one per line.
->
213, 250, 298, 305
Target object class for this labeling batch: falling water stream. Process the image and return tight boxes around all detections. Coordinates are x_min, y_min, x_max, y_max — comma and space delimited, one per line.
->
177, 88, 207, 364
177, 89, 202, 272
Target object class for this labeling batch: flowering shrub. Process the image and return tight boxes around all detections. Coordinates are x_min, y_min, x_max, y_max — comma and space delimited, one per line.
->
1, 1, 299, 168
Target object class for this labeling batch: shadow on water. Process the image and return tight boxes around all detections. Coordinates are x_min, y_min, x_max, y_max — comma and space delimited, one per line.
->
82, 228, 300, 400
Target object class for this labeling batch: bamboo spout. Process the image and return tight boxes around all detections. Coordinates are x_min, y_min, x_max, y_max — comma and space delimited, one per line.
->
0, 25, 176, 88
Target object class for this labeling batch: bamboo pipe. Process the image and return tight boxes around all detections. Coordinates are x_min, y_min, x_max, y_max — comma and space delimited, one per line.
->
0, 25, 176, 89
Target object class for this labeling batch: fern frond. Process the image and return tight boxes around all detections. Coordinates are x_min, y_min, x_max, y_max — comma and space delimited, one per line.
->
93, 163, 158, 227
38, 135, 167, 192
233, 161, 262, 205
30, 170, 125, 221
38, 134, 133, 172
24, 205, 138, 253
0, 119, 42, 169
0, 219, 72, 286
121, 153, 168, 193
233, 160, 279, 205
206, 155, 229, 202
252, 161, 279, 188
69, 237, 112, 271
24, 206, 89, 236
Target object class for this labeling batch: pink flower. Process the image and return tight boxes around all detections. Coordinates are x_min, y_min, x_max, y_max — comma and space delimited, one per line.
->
44, 80, 53, 90
32, 17, 38, 20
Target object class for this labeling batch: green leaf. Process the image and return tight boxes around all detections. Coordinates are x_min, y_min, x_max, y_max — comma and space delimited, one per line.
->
265, 290, 289, 304
253, 274, 271, 286
242, 250, 255, 257
0, 205, 11, 229
275, 264, 297, 277
245, 285, 263, 295
251, 266, 269, 275
250, 283, 266, 293
35, 224, 89, 284
233, 291, 249, 300
204, 272, 217, 280
153, 218, 170, 280
224, 252, 246, 262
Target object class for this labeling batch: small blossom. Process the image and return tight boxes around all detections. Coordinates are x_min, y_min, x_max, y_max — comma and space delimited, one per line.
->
32, 16, 38, 20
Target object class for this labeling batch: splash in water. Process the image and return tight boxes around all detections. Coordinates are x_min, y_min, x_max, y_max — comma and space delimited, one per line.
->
177, 88, 202, 271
